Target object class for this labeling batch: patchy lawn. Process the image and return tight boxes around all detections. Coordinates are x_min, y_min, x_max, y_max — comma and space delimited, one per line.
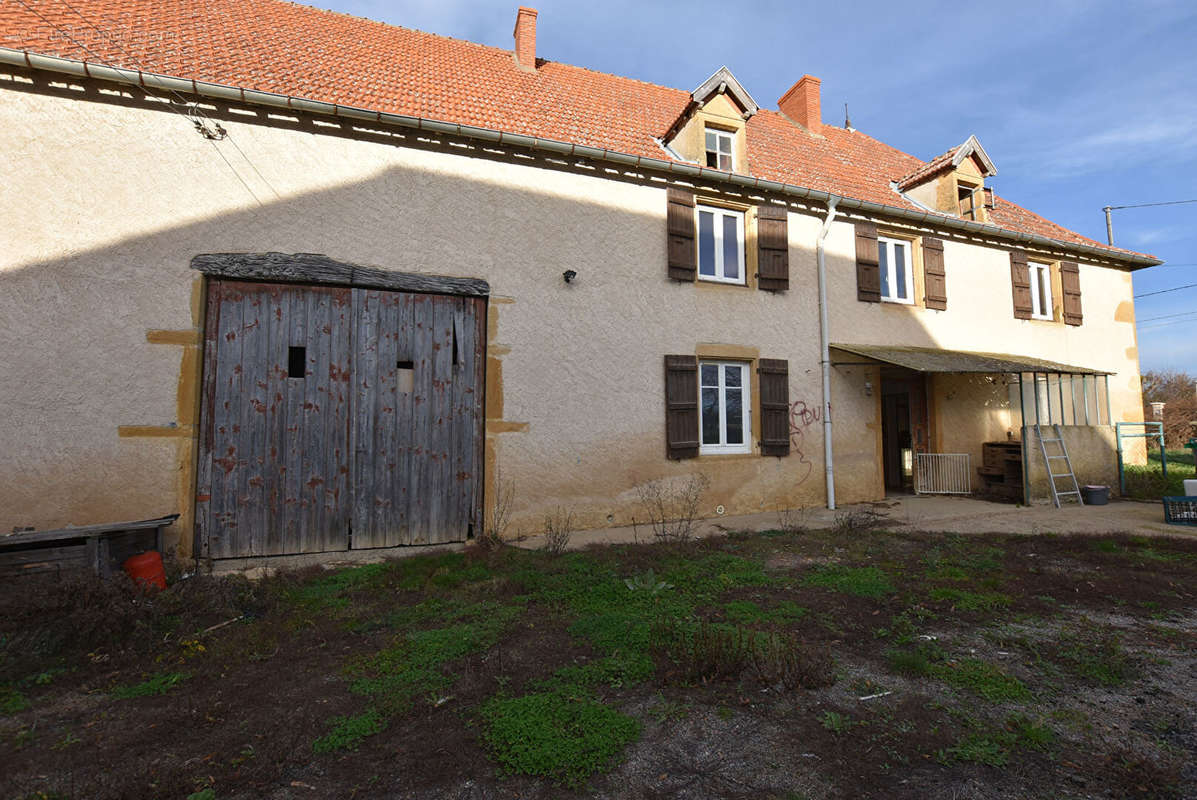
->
2, 528, 1195, 799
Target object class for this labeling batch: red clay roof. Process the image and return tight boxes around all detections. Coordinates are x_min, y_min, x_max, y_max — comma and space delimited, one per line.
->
0, 0, 1150, 261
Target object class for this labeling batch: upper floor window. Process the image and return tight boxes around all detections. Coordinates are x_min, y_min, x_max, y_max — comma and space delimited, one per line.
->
700, 361, 751, 454
1029, 261, 1053, 320
697, 205, 745, 284
705, 128, 734, 171
878, 236, 914, 303
958, 183, 980, 219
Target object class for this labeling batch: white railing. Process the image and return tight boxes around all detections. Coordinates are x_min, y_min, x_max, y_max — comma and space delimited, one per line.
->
915, 453, 972, 495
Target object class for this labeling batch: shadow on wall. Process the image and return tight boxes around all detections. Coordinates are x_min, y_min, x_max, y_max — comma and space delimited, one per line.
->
0, 66, 843, 542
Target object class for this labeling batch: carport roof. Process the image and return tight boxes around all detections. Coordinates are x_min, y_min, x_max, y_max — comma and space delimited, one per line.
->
829, 344, 1111, 375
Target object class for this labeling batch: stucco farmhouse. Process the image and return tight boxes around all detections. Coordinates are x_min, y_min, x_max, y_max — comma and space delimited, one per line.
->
0, 2, 1158, 564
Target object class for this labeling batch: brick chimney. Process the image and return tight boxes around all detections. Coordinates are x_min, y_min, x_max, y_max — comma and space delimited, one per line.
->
778, 75, 822, 136
513, 6, 538, 71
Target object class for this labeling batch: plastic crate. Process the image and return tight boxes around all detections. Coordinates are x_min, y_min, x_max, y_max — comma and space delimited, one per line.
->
1162, 496, 1197, 527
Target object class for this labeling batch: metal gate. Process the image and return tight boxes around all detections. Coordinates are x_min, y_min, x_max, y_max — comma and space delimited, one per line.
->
914, 453, 972, 495
196, 279, 485, 559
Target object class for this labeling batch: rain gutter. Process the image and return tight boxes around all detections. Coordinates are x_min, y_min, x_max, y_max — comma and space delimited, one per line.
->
0, 47, 1162, 270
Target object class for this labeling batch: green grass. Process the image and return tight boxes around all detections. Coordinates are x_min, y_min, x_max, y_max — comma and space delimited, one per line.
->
938, 733, 1010, 766
110, 671, 189, 699
312, 709, 385, 753
1124, 450, 1195, 500
1, 684, 29, 715
1055, 630, 1134, 686
888, 645, 1030, 702
723, 599, 807, 625
802, 566, 894, 598
928, 588, 1013, 613
481, 690, 641, 787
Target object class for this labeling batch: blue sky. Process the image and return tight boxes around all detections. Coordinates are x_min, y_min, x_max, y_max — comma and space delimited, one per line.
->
330, 0, 1196, 372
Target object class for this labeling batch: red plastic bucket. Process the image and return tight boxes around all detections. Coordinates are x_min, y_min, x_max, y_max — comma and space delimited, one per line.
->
123, 550, 167, 591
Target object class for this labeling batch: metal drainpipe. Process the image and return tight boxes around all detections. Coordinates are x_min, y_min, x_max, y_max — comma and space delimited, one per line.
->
817, 196, 840, 509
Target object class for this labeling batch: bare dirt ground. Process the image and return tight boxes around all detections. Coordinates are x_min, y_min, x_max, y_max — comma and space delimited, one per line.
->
2, 525, 1194, 799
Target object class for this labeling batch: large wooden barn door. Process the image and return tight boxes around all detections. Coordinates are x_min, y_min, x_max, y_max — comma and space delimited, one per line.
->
196, 278, 484, 559
197, 280, 353, 558
350, 290, 485, 547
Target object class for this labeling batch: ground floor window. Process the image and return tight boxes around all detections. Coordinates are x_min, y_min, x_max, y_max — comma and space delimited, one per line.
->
700, 360, 751, 454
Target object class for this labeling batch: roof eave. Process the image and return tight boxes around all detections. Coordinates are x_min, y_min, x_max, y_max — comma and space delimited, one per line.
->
0, 47, 1160, 271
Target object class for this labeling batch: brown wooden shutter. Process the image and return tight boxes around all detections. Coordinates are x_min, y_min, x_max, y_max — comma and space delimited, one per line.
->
666, 188, 697, 281
756, 205, 789, 291
1060, 261, 1083, 326
1009, 250, 1032, 320
664, 355, 699, 459
757, 358, 790, 457
855, 221, 881, 302
922, 237, 947, 311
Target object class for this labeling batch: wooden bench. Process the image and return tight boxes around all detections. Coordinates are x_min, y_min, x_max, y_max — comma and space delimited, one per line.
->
0, 514, 178, 579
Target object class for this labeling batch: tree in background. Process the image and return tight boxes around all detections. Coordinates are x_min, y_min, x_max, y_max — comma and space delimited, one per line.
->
1141, 370, 1197, 449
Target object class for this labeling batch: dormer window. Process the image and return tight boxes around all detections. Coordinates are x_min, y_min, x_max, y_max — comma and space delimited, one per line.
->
705, 128, 734, 171
958, 181, 980, 220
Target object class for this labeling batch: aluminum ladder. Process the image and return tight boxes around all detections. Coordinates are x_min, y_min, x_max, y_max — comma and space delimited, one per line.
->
1034, 424, 1084, 508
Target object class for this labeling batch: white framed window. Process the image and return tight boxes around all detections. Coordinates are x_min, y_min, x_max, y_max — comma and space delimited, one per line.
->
878, 236, 915, 304
1029, 261, 1053, 320
704, 128, 734, 171
700, 361, 751, 454
696, 205, 745, 284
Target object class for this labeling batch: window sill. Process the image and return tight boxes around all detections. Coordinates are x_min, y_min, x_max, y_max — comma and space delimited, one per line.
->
699, 447, 753, 457
880, 296, 916, 305
698, 276, 748, 287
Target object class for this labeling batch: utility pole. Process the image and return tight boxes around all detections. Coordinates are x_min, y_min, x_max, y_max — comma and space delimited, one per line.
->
1102, 198, 1197, 246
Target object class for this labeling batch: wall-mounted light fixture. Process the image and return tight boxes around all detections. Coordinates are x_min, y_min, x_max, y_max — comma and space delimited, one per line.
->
563, 269, 577, 284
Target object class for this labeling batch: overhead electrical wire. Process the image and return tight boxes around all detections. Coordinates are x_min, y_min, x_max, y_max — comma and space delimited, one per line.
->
13, 0, 280, 205
1134, 282, 1197, 299
1105, 199, 1197, 210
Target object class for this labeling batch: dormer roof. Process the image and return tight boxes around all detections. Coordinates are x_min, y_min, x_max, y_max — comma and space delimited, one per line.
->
689, 66, 759, 118
896, 135, 997, 191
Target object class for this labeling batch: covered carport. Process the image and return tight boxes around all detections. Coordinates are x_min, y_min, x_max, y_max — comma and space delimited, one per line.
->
830, 344, 1114, 506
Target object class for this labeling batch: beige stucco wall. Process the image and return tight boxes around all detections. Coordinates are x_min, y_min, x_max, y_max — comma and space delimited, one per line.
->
0, 68, 1147, 555
0, 71, 829, 554
1025, 426, 1120, 502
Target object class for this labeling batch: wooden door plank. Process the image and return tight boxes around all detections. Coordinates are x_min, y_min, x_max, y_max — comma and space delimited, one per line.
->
427, 296, 455, 544
263, 284, 290, 555
409, 294, 434, 545
283, 288, 306, 553
211, 283, 247, 559
244, 287, 269, 557
392, 292, 414, 546
195, 279, 224, 560
351, 289, 376, 548
328, 287, 352, 547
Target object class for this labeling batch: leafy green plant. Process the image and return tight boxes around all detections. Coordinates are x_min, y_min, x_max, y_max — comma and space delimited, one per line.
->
624, 569, 673, 595
887, 645, 1028, 701
111, 671, 189, 699
820, 711, 853, 734
481, 691, 640, 787
802, 566, 894, 598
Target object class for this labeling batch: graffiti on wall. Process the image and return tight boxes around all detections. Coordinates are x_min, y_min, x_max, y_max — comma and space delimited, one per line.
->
788, 400, 821, 486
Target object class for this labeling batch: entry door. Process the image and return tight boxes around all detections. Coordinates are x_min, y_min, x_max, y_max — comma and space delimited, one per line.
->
197, 280, 353, 558
197, 280, 485, 558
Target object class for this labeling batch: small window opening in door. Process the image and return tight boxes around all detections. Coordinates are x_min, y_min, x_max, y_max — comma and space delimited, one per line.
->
396, 359, 414, 393
452, 319, 460, 367
287, 346, 306, 378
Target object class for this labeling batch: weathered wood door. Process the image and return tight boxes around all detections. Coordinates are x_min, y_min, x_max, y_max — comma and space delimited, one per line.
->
351, 290, 485, 547
197, 280, 485, 558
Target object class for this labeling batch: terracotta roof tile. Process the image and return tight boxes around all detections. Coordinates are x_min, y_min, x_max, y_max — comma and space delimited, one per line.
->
0, 0, 1150, 260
